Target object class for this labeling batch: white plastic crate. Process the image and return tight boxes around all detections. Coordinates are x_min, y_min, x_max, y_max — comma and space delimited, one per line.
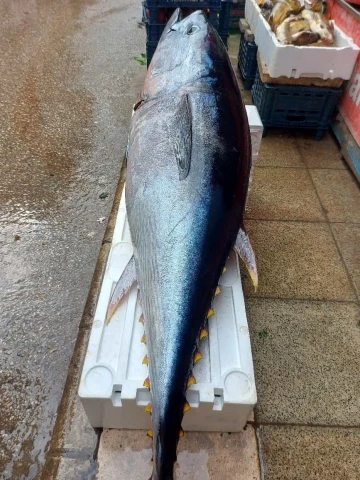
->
79, 108, 259, 432
247, 105, 263, 163
245, 0, 359, 80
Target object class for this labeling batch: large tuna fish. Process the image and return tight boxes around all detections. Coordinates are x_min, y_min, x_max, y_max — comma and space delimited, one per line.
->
106, 9, 257, 479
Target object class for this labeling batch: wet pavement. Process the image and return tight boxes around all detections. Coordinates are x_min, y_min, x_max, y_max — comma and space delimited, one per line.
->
0, 0, 144, 478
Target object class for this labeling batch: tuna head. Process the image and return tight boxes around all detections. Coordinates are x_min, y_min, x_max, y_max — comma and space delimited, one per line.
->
143, 9, 227, 99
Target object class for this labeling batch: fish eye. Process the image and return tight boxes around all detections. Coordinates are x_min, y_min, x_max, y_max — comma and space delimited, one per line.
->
187, 25, 199, 35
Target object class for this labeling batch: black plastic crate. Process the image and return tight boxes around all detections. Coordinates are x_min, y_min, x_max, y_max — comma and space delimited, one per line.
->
146, 41, 158, 67
238, 69, 255, 91
144, 5, 222, 54
219, 2, 245, 33
220, 34, 229, 48
251, 72, 342, 140
228, 3, 245, 29
218, 1, 231, 36
144, 4, 220, 25
145, 22, 166, 44
238, 34, 258, 90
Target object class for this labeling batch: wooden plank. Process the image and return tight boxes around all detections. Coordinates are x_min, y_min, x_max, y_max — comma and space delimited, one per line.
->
257, 53, 344, 88
239, 18, 250, 33
244, 28, 255, 42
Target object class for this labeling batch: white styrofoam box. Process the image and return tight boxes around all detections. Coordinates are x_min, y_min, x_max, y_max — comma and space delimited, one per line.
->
79, 193, 257, 432
245, 0, 360, 80
246, 105, 263, 163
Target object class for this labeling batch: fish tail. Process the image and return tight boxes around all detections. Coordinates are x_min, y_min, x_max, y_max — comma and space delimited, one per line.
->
150, 392, 186, 480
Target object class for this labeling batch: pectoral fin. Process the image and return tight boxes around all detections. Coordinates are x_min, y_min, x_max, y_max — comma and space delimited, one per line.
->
171, 94, 192, 181
106, 255, 137, 324
234, 227, 258, 290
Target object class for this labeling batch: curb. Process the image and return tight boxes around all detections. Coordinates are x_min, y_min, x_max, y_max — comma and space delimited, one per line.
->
41, 160, 127, 479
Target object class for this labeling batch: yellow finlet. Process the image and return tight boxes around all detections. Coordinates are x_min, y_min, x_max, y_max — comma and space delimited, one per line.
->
193, 351, 202, 364
145, 403, 152, 414
222, 267, 227, 274
207, 308, 214, 319
215, 286, 221, 296
183, 401, 191, 413
139, 313, 145, 324
143, 377, 150, 389
141, 333, 146, 344
187, 375, 196, 388
199, 328, 208, 340
250, 269, 259, 292
147, 430, 153, 438
179, 428, 184, 437
142, 355, 148, 366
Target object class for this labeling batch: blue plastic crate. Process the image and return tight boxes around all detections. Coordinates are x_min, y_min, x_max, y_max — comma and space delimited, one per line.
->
238, 34, 258, 90
251, 72, 342, 140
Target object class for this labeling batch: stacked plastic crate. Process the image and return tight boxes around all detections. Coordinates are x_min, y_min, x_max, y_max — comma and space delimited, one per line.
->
236, 0, 359, 140
144, 0, 233, 67
237, 19, 257, 90
227, 0, 246, 29
237, 20, 343, 140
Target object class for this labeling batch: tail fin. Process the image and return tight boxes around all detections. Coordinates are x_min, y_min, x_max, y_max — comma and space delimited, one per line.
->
150, 391, 186, 480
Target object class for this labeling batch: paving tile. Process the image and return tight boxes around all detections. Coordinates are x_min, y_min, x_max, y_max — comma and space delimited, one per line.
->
310, 169, 360, 223
245, 168, 325, 221
246, 298, 360, 425
228, 33, 240, 54
42, 455, 97, 480
332, 224, 360, 300
256, 130, 305, 168
62, 396, 98, 452
295, 131, 346, 169
98, 427, 260, 480
242, 221, 356, 301
56, 457, 97, 480
258, 425, 360, 480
